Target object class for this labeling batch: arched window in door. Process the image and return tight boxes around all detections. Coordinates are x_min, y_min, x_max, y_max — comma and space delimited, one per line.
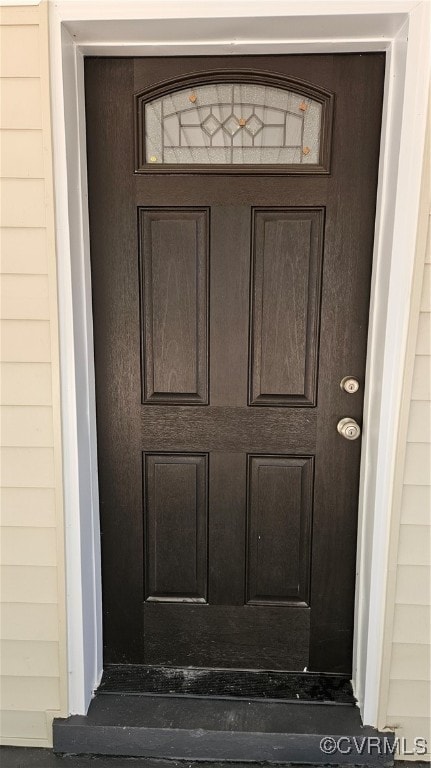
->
135, 73, 333, 172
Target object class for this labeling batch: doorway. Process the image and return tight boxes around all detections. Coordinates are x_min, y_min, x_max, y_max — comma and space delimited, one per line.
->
85, 54, 384, 678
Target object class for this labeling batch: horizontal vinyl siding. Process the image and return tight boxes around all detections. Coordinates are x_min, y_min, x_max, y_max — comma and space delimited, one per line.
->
407, 401, 431, 443
1, 320, 52, 362
1, 676, 60, 712
392, 605, 431, 645
0, 130, 44, 178
0, 78, 43, 129
386, 681, 430, 721
1, 229, 49, 273
411, 355, 431, 400
1, 528, 57, 567
0, 3, 66, 747
0, 566, 58, 603
390, 644, 431, 682
1, 179, 47, 227
0, 488, 56, 527
397, 526, 431, 567
395, 565, 431, 605
0, 24, 40, 76
0, 604, 60, 642
401, 485, 431, 526
0, 363, 52, 405
1, 640, 60, 677
1, 406, 54, 446
0, 710, 48, 741
385, 209, 431, 758
1, 275, 50, 320
1, 447, 55, 487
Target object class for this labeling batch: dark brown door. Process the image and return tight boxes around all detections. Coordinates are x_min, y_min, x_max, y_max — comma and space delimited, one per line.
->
85, 54, 384, 674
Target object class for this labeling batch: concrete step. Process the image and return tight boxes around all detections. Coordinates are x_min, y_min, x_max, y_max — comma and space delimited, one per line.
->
53, 694, 395, 764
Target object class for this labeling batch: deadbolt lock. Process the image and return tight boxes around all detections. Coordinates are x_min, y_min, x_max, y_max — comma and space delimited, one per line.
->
340, 376, 360, 394
337, 417, 361, 440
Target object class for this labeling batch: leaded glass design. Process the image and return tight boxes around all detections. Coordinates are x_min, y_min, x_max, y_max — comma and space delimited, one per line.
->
144, 83, 322, 165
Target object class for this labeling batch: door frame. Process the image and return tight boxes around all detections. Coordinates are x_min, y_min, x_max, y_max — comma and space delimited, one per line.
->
48, 0, 430, 729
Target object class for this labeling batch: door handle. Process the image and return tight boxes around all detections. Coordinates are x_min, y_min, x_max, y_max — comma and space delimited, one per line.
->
337, 417, 361, 440
340, 376, 360, 393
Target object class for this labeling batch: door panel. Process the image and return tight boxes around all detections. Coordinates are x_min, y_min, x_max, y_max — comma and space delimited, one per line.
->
142, 603, 310, 669
140, 209, 209, 404
85, 54, 385, 673
144, 453, 208, 602
246, 455, 313, 605
250, 208, 324, 406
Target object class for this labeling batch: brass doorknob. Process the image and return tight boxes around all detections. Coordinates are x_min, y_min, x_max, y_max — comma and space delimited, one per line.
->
337, 417, 361, 440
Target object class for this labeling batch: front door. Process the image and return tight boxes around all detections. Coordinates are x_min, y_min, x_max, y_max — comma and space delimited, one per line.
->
85, 54, 384, 674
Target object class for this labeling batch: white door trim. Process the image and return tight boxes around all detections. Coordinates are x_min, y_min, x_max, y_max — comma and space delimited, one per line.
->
48, 0, 430, 727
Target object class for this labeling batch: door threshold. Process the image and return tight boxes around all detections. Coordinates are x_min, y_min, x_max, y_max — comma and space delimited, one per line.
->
98, 664, 355, 705
53, 692, 395, 764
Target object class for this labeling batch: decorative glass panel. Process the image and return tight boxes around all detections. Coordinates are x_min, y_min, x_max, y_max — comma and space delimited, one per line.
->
144, 83, 322, 165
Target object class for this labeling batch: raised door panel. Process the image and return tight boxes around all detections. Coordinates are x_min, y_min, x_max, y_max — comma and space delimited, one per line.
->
139, 208, 209, 404
144, 453, 208, 602
249, 208, 324, 406
247, 455, 313, 605
143, 603, 310, 669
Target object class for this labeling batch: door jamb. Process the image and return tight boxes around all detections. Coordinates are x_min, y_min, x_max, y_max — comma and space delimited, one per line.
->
48, 0, 430, 728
